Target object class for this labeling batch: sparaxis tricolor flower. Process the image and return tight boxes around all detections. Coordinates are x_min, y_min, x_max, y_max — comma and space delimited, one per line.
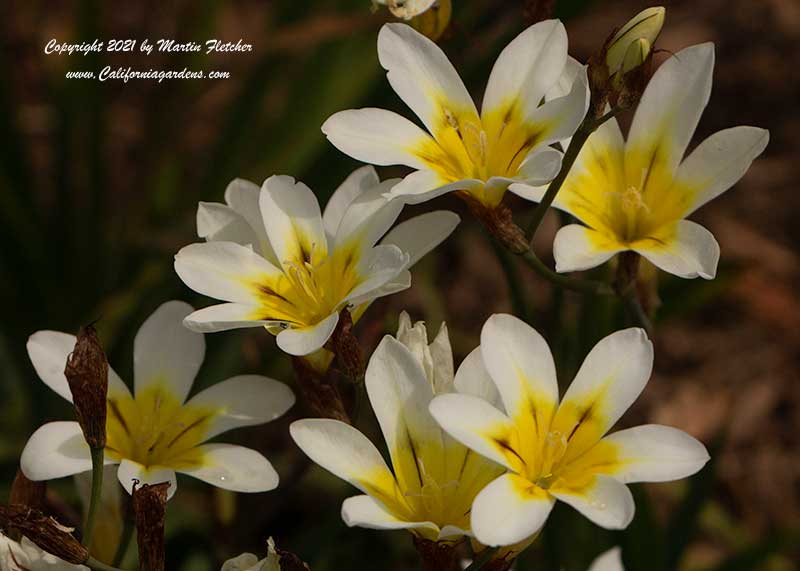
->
20, 301, 295, 500
290, 313, 504, 541
322, 20, 588, 208
430, 314, 709, 546
514, 43, 769, 279
174, 166, 459, 356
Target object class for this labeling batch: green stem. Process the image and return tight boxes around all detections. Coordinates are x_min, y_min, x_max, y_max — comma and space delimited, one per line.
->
621, 287, 654, 334
83, 446, 105, 548
85, 556, 126, 571
520, 249, 614, 296
464, 547, 499, 571
490, 239, 528, 319
526, 108, 622, 241
111, 515, 134, 567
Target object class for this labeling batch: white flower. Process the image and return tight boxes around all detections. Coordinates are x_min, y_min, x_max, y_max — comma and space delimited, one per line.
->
290, 315, 503, 541
175, 166, 459, 356
430, 314, 710, 546
322, 21, 588, 208
587, 547, 624, 571
20, 301, 295, 500
0, 533, 87, 571
513, 43, 769, 279
221, 538, 280, 571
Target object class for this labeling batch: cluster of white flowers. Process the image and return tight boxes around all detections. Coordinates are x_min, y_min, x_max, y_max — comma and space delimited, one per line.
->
9, 5, 767, 570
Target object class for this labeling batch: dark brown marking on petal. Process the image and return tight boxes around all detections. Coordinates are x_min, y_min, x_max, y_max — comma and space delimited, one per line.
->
166, 415, 211, 449
108, 398, 131, 437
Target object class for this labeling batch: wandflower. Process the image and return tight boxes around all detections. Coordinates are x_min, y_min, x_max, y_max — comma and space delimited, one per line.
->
322, 21, 588, 208
514, 43, 769, 279
175, 167, 458, 356
430, 314, 709, 546
290, 313, 504, 541
20, 301, 294, 499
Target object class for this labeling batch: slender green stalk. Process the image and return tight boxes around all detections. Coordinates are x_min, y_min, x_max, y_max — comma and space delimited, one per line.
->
83, 446, 105, 548
85, 556, 126, 571
464, 547, 499, 571
520, 249, 614, 296
111, 516, 134, 567
621, 287, 654, 335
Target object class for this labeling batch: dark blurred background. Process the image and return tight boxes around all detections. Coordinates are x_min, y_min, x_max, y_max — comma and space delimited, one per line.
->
0, 0, 797, 569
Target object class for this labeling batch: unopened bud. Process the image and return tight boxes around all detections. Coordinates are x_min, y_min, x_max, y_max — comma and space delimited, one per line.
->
0, 504, 89, 565
410, 0, 452, 41
605, 6, 665, 76
65, 325, 108, 449
612, 37, 651, 89
132, 481, 169, 571
9, 470, 46, 510
328, 309, 364, 383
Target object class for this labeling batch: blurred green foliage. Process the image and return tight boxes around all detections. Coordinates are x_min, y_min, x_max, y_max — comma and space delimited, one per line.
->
0, 1, 795, 570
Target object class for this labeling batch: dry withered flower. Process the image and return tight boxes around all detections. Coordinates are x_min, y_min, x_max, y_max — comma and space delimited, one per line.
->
9, 470, 46, 511
64, 325, 108, 449
0, 504, 88, 565
132, 480, 169, 571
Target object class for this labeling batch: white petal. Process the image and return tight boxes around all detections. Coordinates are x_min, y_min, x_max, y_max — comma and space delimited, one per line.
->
341, 495, 438, 534
471, 473, 555, 547
480, 314, 558, 418
453, 346, 502, 408
429, 322, 454, 393
177, 444, 279, 493
196, 201, 256, 247
482, 20, 567, 120
553, 225, 625, 273
588, 547, 624, 571
365, 336, 444, 491
186, 375, 295, 440
633, 220, 720, 279
334, 179, 404, 248
183, 303, 277, 333
223, 178, 279, 264
388, 171, 481, 205
551, 475, 634, 530
322, 108, 433, 169
116, 460, 177, 500
323, 166, 380, 238
517, 147, 563, 185
133, 301, 205, 403
174, 241, 281, 304
675, 126, 769, 216
20, 422, 109, 481
545, 56, 583, 102
378, 23, 476, 134
276, 312, 340, 356
26, 331, 130, 403
429, 393, 517, 471
381, 210, 460, 267
289, 419, 398, 498
626, 44, 715, 181
344, 244, 408, 305
524, 65, 589, 148
602, 424, 710, 484
554, 328, 653, 463
259, 175, 328, 264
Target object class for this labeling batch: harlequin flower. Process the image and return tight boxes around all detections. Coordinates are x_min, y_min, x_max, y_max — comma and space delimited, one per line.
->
20, 301, 295, 500
290, 314, 504, 541
430, 314, 709, 546
0, 532, 87, 571
322, 21, 588, 208
514, 43, 769, 279
175, 167, 459, 356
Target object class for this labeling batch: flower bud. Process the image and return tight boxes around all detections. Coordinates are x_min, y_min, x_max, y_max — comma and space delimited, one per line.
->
376, 0, 437, 20
410, 0, 452, 41
132, 481, 169, 571
0, 504, 89, 565
64, 325, 108, 449
605, 6, 665, 76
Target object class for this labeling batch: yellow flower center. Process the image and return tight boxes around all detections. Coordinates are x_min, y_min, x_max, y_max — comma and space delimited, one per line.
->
248, 245, 363, 328
105, 384, 218, 470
